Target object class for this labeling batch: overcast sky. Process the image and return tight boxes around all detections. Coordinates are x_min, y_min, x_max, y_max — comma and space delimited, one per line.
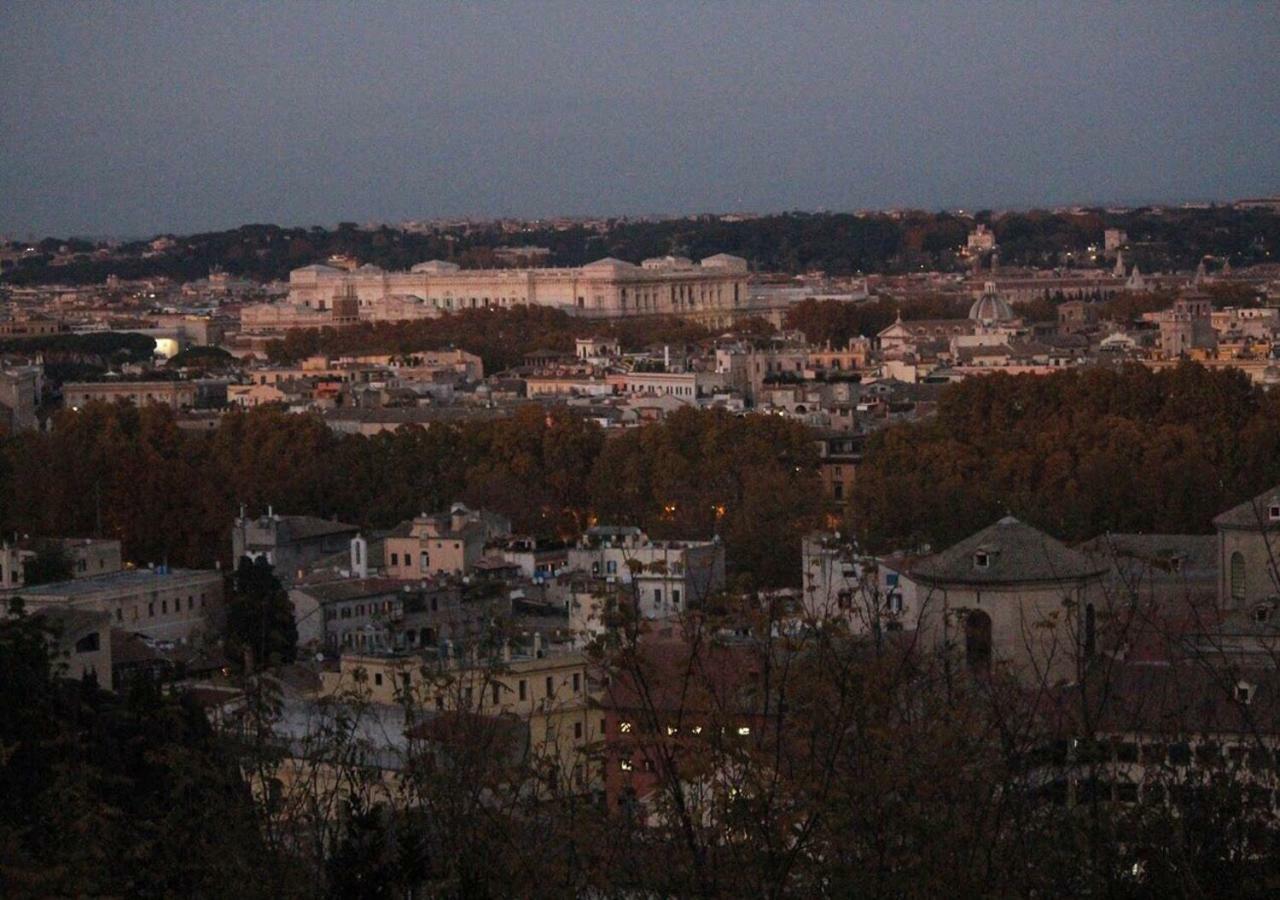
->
2, 1, 1277, 237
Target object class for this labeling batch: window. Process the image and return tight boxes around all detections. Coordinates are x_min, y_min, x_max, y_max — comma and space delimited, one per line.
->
491, 683, 500, 705
518, 679, 527, 701
574, 722, 583, 740
605, 560, 617, 575
74, 632, 99, 654
148, 602, 155, 617
161, 600, 167, 614
1254, 604, 1272, 623
654, 588, 663, 605
573, 672, 581, 693
619, 721, 633, 733
391, 553, 399, 566
737, 726, 751, 736
374, 672, 383, 686
420, 551, 429, 572
1231, 551, 1246, 601
1270, 504, 1280, 521
619, 759, 633, 771
545, 676, 554, 698
1236, 682, 1255, 704
974, 551, 990, 569
672, 589, 681, 606
115, 608, 122, 622
965, 610, 993, 672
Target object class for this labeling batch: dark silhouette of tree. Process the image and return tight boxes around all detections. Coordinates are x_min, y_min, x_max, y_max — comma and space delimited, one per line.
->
228, 556, 298, 670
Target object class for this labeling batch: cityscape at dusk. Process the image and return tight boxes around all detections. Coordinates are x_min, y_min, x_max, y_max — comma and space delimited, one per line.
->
2, 2, 1280, 897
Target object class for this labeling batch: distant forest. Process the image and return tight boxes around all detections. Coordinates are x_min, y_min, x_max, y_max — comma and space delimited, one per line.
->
4, 207, 1278, 285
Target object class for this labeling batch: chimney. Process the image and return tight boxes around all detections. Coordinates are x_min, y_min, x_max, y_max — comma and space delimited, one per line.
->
533, 631, 543, 658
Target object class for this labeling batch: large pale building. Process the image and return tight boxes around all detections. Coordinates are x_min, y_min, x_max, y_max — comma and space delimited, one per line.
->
242, 254, 753, 333
5, 567, 222, 644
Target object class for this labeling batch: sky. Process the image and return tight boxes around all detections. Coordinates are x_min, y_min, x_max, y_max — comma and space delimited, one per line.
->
1, 1, 1278, 237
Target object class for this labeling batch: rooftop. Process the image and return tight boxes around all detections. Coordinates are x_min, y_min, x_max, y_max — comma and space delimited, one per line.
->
910, 517, 1107, 586
13, 566, 218, 598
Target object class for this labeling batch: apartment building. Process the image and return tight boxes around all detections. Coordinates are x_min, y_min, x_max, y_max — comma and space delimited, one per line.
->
384, 504, 511, 579
7, 567, 223, 644
567, 526, 725, 618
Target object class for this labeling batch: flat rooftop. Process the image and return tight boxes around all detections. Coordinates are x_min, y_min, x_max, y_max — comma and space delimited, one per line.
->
13, 567, 219, 598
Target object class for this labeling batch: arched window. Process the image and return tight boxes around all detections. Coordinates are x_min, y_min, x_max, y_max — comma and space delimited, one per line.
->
1231, 552, 1246, 601
965, 610, 992, 673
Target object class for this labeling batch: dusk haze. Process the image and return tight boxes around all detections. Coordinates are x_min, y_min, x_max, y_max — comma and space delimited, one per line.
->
3, 3, 1280, 898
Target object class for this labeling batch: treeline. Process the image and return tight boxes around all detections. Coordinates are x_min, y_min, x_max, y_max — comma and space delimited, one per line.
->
0, 610, 284, 896
0, 404, 819, 589
6, 207, 1277, 285
10, 602, 1280, 897
263, 306, 729, 373
852, 362, 1280, 552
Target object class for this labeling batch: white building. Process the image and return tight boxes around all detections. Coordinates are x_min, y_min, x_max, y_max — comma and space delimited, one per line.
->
241, 254, 753, 333
567, 526, 725, 619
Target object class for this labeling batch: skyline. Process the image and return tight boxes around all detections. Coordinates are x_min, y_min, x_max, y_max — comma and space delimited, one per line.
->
2, 1, 1278, 237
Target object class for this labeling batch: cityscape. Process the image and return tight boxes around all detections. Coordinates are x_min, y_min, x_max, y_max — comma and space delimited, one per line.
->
3, 3, 1280, 898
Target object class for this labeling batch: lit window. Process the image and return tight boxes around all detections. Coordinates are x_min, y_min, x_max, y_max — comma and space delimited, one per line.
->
620, 759, 633, 771
619, 721, 633, 733
737, 726, 751, 736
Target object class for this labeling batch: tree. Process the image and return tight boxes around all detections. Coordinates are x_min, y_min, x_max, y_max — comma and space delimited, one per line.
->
20, 541, 73, 586
227, 556, 298, 670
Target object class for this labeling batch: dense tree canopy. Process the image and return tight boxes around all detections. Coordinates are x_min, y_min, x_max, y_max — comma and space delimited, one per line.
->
263, 306, 721, 374
6, 207, 1276, 285
851, 363, 1280, 552
0, 403, 818, 588
0, 605, 281, 897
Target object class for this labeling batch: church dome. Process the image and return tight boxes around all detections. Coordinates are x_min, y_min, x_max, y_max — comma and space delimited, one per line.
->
969, 282, 1015, 325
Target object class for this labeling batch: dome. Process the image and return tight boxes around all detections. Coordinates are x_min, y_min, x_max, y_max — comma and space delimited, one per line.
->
969, 282, 1015, 325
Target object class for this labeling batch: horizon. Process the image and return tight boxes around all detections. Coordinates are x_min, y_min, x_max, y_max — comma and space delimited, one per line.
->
5, 194, 1278, 244
2, 2, 1277, 236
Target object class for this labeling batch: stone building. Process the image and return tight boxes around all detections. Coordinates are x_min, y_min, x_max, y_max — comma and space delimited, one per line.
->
567, 526, 725, 618
907, 517, 1107, 686
243, 254, 753, 332
7, 567, 222, 644
231, 510, 360, 584
1214, 485, 1280, 610
63, 379, 226, 411
384, 504, 511, 579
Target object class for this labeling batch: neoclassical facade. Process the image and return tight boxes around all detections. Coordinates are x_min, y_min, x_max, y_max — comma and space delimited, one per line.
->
241, 254, 752, 333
